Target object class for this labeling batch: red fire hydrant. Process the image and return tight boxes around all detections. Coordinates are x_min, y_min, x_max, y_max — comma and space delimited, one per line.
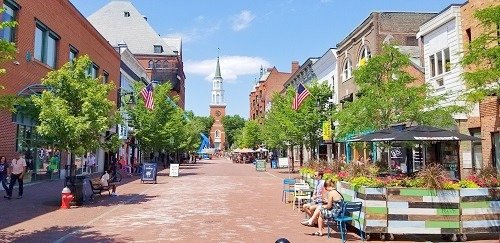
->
61, 187, 74, 209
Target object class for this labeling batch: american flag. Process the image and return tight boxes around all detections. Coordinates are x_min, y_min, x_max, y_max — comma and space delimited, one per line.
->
292, 83, 311, 110
140, 83, 154, 110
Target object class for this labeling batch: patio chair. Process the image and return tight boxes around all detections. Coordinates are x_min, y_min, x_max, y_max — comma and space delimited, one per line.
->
281, 178, 296, 203
292, 183, 311, 210
328, 201, 363, 242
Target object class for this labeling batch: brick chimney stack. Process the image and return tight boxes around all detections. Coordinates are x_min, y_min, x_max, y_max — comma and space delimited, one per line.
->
291, 61, 300, 73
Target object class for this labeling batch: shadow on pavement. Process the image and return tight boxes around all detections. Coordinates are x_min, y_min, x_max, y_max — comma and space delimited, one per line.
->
85, 193, 157, 207
0, 225, 132, 243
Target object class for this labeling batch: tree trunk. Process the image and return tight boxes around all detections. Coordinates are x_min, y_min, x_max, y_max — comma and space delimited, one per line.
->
290, 145, 295, 172
299, 144, 304, 166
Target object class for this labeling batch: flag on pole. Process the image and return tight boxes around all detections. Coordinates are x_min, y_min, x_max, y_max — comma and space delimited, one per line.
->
140, 83, 154, 110
292, 83, 311, 110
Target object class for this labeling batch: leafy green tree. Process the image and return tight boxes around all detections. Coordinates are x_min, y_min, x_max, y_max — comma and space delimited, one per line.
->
0, 10, 18, 110
222, 114, 245, 148
239, 120, 262, 148
126, 82, 186, 156
461, 5, 500, 102
189, 114, 214, 137
32, 55, 118, 175
335, 45, 464, 139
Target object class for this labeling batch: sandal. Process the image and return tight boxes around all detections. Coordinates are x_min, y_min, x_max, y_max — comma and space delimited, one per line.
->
301, 221, 313, 226
307, 232, 324, 236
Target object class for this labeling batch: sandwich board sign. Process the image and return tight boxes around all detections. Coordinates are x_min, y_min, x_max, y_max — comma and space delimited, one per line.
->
255, 159, 266, 172
169, 163, 179, 177
141, 162, 157, 184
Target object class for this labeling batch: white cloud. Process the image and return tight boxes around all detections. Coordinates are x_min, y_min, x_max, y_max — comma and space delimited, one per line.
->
165, 22, 220, 43
232, 10, 255, 31
185, 56, 271, 83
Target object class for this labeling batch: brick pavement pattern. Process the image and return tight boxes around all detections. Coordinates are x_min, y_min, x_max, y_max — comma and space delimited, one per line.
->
0, 158, 498, 243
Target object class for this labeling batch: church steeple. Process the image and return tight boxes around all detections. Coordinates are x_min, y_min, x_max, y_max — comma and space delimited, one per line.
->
215, 56, 222, 78
211, 54, 225, 105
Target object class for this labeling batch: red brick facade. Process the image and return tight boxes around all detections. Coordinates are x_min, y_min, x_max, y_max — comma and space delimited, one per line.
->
0, 0, 120, 161
460, 0, 500, 172
249, 63, 297, 123
209, 105, 226, 150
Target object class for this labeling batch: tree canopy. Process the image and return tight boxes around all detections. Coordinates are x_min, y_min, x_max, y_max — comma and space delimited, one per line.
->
222, 114, 246, 148
0, 10, 18, 111
334, 45, 464, 139
32, 55, 118, 155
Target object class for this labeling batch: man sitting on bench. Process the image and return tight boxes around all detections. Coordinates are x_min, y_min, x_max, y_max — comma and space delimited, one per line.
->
101, 170, 118, 196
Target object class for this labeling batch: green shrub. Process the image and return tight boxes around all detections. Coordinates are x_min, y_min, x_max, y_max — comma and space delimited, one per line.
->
416, 164, 448, 189
458, 179, 480, 188
349, 176, 384, 189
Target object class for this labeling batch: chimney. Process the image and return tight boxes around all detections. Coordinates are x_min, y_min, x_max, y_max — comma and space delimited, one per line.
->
291, 61, 299, 73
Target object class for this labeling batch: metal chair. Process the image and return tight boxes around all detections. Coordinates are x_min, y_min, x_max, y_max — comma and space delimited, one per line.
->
292, 183, 311, 210
329, 201, 364, 242
281, 178, 296, 203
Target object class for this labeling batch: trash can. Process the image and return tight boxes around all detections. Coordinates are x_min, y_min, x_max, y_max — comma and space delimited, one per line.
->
65, 175, 87, 206
271, 159, 277, 169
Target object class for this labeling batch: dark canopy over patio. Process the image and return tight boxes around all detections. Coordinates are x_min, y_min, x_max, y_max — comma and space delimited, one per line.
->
348, 125, 480, 142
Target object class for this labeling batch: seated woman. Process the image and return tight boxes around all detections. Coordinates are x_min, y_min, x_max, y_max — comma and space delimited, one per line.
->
301, 180, 343, 236
101, 170, 118, 196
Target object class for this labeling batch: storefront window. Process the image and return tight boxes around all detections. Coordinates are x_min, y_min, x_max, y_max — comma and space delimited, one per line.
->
493, 132, 499, 172
470, 129, 482, 170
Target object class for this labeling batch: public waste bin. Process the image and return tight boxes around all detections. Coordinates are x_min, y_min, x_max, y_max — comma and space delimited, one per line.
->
65, 175, 87, 205
271, 160, 277, 169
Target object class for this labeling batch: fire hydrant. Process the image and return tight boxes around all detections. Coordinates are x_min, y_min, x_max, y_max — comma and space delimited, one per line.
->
61, 187, 74, 209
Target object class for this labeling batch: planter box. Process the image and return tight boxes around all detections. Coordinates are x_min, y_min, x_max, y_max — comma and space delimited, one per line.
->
386, 188, 460, 235
337, 181, 387, 234
460, 188, 500, 234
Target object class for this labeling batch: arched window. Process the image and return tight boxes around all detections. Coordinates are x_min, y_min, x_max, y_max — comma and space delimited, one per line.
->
212, 94, 215, 103
147, 60, 153, 68
216, 94, 220, 103
162, 60, 168, 68
342, 58, 352, 82
155, 60, 161, 69
358, 45, 371, 65
215, 130, 220, 138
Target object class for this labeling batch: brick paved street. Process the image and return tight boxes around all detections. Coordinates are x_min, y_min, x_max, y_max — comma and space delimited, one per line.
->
0, 158, 498, 243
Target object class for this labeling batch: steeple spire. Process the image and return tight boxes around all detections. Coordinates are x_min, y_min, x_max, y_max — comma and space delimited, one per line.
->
215, 49, 222, 78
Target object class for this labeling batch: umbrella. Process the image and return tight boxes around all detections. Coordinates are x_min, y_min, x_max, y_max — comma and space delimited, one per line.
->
200, 148, 216, 154
357, 125, 481, 142
239, 148, 255, 153
347, 127, 404, 142
233, 148, 242, 153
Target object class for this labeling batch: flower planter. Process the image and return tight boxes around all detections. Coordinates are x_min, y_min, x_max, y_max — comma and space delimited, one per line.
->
337, 181, 388, 235
386, 188, 461, 236
459, 188, 500, 235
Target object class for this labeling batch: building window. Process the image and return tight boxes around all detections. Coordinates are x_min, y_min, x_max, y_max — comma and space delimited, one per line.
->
34, 22, 59, 68
124, 11, 130, 17
466, 28, 472, 44
87, 62, 99, 78
153, 45, 163, 53
342, 58, 352, 82
147, 60, 153, 68
493, 132, 500, 170
69, 46, 78, 63
429, 55, 436, 77
470, 129, 482, 170
443, 48, 451, 72
102, 71, 109, 83
429, 48, 451, 79
1, 1, 18, 42
359, 45, 371, 62
215, 130, 220, 138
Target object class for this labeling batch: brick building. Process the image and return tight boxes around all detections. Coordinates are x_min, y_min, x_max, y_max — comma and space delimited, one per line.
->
460, 0, 500, 172
87, 0, 186, 109
249, 62, 297, 123
209, 57, 226, 150
0, 0, 120, 180
336, 12, 435, 105
335, 12, 433, 162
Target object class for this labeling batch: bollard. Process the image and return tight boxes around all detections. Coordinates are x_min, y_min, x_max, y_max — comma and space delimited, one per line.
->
61, 187, 74, 209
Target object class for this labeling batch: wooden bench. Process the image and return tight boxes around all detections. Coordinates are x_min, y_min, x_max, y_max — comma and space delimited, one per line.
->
89, 179, 113, 200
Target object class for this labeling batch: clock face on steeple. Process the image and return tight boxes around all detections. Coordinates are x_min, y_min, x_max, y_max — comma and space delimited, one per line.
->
215, 110, 221, 117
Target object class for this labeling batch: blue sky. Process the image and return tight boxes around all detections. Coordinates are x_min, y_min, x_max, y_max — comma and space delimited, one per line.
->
70, 0, 462, 118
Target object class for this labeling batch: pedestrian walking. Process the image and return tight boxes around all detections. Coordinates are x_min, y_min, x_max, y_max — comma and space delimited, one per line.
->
7, 153, 27, 199
1, 156, 10, 198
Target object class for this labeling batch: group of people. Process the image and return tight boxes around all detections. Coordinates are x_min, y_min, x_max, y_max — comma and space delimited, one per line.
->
1, 153, 27, 200
300, 171, 344, 237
